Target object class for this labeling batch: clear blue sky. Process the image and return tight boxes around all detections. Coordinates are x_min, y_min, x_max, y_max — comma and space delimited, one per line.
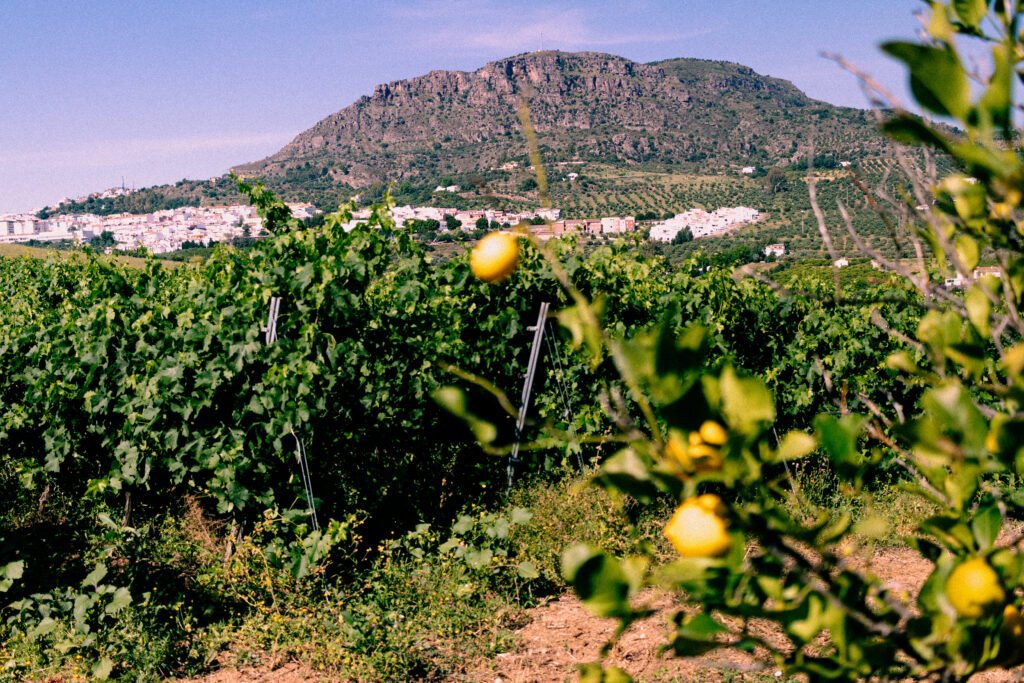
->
1, 0, 923, 213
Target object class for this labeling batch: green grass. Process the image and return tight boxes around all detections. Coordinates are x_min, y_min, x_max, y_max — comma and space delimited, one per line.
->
0, 242, 180, 269
2, 455, 981, 682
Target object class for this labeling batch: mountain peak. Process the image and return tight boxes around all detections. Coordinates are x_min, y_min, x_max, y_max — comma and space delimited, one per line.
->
233, 51, 883, 200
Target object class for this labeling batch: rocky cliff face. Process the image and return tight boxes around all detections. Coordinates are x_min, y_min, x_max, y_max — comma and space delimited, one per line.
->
234, 51, 886, 188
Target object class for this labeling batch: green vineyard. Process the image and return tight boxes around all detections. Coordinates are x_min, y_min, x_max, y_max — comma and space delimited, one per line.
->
5, 2, 1024, 680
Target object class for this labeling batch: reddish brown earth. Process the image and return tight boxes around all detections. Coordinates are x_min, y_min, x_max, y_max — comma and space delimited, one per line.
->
183, 545, 1024, 682
180, 661, 314, 683
462, 546, 938, 683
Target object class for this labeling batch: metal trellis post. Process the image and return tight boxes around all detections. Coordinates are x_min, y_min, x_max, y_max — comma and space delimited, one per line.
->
263, 296, 319, 530
507, 302, 550, 490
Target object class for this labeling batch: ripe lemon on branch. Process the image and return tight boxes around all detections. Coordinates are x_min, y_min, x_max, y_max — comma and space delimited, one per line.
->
665, 420, 727, 475
997, 604, 1024, 668
470, 232, 519, 282
664, 493, 732, 558
946, 558, 1005, 619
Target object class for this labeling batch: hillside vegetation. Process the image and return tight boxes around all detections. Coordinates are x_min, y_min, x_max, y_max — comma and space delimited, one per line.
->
42, 52, 906, 265
236, 52, 889, 188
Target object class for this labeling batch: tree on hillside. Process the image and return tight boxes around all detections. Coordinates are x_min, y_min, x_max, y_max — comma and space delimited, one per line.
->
764, 167, 788, 194
406, 218, 440, 234
88, 230, 116, 249
671, 227, 693, 244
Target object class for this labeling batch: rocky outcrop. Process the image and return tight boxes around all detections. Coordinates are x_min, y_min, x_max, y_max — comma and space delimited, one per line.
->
233, 51, 886, 188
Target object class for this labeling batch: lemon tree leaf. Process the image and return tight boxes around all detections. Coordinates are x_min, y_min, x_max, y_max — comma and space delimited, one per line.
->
952, 0, 986, 32
881, 115, 951, 149
579, 663, 633, 683
669, 612, 731, 656
719, 366, 775, 435
971, 503, 1001, 550
882, 42, 969, 119
965, 285, 992, 338
595, 448, 660, 502
775, 431, 817, 462
561, 544, 633, 619
954, 235, 980, 271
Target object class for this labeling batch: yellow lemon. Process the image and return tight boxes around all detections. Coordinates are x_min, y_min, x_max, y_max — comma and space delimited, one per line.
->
470, 232, 519, 282
998, 604, 1024, 667
993, 202, 1015, 221
699, 420, 728, 446
1004, 604, 1024, 638
687, 443, 723, 471
694, 493, 726, 514
664, 496, 731, 558
985, 427, 1000, 454
666, 431, 722, 474
665, 430, 693, 471
946, 558, 1005, 619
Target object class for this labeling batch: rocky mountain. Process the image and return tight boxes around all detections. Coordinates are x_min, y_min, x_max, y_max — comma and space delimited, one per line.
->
233, 51, 889, 191
46, 51, 895, 220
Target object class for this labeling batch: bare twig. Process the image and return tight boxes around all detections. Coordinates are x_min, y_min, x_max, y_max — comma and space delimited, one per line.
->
441, 362, 519, 418
806, 138, 843, 301
996, 251, 1024, 335
847, 173, 907, 255
869, 308, 925, 354
599, 385, 638, 435
856, 392, 895, 430
822, 52, 907, 112
837, 199, 924, 290
864, 421, 952, 507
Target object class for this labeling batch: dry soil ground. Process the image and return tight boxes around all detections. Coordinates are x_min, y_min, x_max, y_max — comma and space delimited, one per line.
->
184, 544, 1024, 682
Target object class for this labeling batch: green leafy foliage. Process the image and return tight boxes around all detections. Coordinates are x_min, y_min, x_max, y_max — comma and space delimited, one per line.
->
11, 6, 1024, 678
0, 182, 935, 677
446, 4, 1024, 679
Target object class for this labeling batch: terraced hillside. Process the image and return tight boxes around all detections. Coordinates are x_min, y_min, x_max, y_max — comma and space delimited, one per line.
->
43, 50, 919, 261
232, 51, 893, 202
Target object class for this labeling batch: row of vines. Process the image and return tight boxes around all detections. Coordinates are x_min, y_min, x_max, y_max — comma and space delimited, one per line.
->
7, 2, 1024, 679
0, 178, 926, 678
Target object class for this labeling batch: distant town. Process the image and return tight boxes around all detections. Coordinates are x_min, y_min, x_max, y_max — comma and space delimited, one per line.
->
0, 186, 762, 254
0, 203, 315, 254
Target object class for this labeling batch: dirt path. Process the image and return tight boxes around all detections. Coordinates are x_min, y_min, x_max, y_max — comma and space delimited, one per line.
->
178, 660, 315, 683
461, 546, 1021, 683
182, 546, 1024, 682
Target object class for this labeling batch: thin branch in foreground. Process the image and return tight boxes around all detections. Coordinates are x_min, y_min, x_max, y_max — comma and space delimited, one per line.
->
869, 308, 925, 354
440, 362, 519, 418
864, 420, 952, 508
836, 199, 924, 291
856, 392, 895, 430
847, 172, 907, 255
821, 52, 907, 112
997, 250, 1024, 336
806, 142, 843, 302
